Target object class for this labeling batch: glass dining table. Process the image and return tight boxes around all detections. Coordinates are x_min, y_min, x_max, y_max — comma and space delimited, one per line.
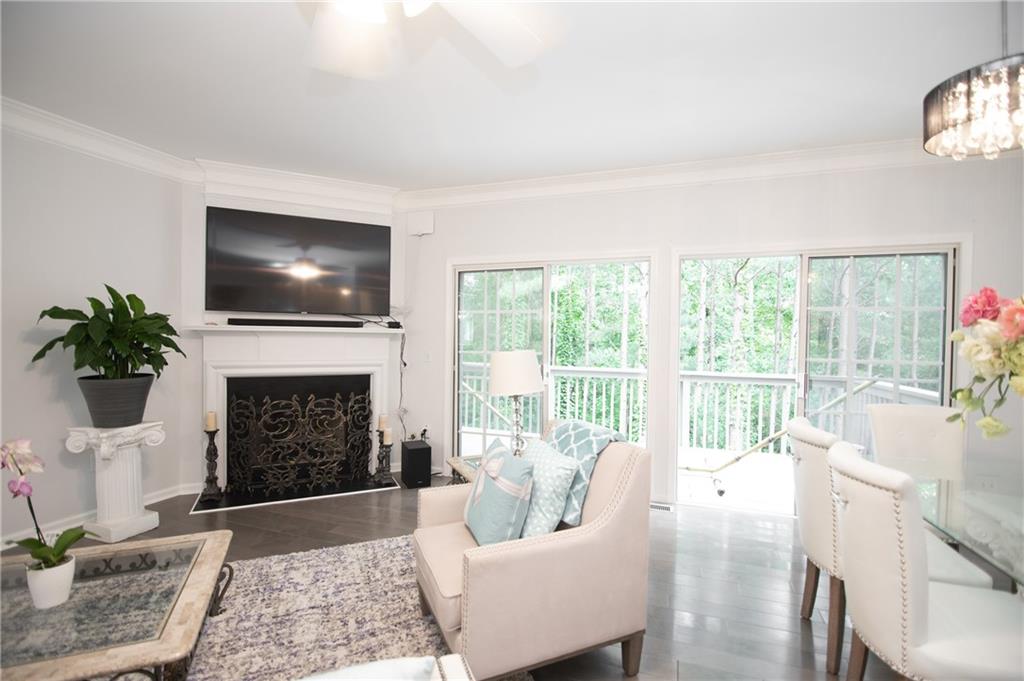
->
916, 477, 1024, 586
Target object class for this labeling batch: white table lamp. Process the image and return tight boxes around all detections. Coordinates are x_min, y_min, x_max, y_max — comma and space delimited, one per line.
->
488, 350, 544, 456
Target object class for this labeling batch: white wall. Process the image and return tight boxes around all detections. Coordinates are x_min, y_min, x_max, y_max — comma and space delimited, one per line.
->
0, 118, 407, 537
400, 157, 1024, 503
1, 131, 188, 536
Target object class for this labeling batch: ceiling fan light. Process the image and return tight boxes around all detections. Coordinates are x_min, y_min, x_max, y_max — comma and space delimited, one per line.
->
402, 1, 433, 18
289, 257, 322, 280
311, 2, 404, 79
332, 0, 388, 25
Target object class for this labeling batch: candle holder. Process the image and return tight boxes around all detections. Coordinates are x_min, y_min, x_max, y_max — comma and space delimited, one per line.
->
199, 429, 223, 503
374, 429, 393, 484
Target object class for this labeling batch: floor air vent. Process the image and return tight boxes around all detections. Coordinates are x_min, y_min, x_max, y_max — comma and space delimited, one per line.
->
649, 502, 673, 512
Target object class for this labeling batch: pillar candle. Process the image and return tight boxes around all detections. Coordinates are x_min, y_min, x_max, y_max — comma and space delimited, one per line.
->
378, 414, 390, 430
205, 411, 217, 432
382, 428, 393, 445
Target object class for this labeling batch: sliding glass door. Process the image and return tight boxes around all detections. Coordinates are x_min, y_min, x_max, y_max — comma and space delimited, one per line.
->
803, 253, 951, 453
677, 255, 800, 513
675, 247, 954, 512
454, 260, 650, 456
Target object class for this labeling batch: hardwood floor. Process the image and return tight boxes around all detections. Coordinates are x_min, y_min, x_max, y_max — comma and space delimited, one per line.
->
84, 487, 899, 680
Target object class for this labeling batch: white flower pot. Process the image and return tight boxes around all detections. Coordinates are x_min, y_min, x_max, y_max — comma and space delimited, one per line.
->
26, 554, 75, 609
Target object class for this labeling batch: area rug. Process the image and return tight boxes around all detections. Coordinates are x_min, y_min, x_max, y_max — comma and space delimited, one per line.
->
186, 535, 529, 681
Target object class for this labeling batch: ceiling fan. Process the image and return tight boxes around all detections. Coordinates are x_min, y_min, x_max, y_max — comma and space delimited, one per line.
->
310, 1, 546, 79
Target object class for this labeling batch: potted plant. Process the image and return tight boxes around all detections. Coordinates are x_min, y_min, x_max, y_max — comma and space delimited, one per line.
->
3, 439, 90, 609
32, 285, 185, 428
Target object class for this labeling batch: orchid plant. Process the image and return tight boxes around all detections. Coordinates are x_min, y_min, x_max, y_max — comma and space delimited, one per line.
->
949, 288, 1024, 438
2, 440, 89, 569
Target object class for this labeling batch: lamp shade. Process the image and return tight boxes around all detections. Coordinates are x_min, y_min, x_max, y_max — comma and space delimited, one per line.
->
488, 350, 544, 397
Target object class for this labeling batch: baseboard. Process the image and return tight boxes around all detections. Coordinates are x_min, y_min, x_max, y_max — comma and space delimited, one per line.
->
2, 482, 203, 545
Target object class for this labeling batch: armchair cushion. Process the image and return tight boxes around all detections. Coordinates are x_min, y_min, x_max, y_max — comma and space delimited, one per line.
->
463, 445, 534, 545
544, 420, 624, 525
521, 439, 579, 537
413, 522, 477, 631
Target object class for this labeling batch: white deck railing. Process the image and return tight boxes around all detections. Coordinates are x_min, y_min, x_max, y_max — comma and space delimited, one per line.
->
458, 361, 940, 461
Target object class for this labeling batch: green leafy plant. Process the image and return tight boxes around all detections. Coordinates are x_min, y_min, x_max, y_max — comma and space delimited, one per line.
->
16, 529, 89, 570
32, 285, 185, 378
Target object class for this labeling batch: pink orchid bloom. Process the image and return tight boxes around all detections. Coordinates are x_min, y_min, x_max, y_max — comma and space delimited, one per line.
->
999, 301, 1024, 342
7, 476, 32, 498
960, 287, 1005, 327
0, 439, 44, 474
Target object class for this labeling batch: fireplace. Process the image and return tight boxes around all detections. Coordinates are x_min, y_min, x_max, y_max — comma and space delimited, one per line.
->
191, 372, 397, 512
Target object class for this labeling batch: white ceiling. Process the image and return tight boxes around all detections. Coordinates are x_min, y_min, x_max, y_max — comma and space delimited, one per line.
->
2, 2, 1017, 190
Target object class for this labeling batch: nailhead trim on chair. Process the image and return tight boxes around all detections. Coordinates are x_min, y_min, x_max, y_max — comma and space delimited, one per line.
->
790, 434, 841, 579
892, 489, 910, 673
459, 446, 644, 669
833, 467, 920, 679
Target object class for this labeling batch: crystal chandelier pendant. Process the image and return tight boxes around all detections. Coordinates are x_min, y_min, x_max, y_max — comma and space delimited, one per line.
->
924, 54, 1024, 161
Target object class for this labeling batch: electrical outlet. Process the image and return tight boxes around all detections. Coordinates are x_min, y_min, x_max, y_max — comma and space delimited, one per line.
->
974, 475, 999, 492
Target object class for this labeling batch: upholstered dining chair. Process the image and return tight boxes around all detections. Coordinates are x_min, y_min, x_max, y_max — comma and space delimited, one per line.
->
867, 404, 965, 481
828, 441, 1023, 681
787, 418, 993, 676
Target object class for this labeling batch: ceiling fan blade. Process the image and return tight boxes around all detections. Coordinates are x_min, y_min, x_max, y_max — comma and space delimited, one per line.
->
440, 2, 544, 68
310, 2, 403, 79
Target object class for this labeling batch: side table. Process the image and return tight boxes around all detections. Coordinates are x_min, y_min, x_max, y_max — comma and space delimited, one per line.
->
446, 455, 481, 484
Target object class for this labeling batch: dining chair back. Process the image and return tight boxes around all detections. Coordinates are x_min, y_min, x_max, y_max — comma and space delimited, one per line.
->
867, 404, 964, 481
788, 417, 841, 577
829, 441, 930, 670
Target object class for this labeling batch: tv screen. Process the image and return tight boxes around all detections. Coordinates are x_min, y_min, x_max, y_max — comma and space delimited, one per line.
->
205, 207, 391, 315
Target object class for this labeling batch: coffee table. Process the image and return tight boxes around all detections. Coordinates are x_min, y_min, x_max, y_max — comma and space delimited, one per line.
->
1, 530, 233, 681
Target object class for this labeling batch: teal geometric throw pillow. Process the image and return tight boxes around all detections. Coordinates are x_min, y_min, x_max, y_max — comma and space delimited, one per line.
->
544, 420, 625, 526
520, 439, 580, 537
463, 442, 534, 545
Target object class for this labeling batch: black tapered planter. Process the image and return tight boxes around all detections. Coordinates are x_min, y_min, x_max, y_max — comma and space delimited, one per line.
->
77, 374, 154, 428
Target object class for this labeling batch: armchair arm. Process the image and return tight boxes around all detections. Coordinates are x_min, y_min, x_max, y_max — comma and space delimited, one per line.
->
417, 484, 472, 528
459, 449, 650, 680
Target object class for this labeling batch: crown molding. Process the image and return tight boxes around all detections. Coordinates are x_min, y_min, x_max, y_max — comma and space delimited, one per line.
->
4, 96, 980, 217
197, 159, 397, 217
393, 139, 956, 212
1, 98, 398, 215
2, 97, 202, 183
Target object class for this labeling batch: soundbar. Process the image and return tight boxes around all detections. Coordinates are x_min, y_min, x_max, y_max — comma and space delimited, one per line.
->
227, 318, 364, 328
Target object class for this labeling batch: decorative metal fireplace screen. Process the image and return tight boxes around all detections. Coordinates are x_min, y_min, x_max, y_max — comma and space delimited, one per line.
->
226, 375, 372, 498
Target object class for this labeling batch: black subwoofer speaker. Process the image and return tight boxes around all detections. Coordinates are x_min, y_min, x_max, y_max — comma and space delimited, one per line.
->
401, 440, 432, 488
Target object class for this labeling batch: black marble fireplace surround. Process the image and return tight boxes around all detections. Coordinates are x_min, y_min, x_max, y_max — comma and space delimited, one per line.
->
194, 373, 396, 513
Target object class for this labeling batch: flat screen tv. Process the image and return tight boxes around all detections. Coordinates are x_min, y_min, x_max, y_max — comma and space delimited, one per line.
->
205, 207, 391, 315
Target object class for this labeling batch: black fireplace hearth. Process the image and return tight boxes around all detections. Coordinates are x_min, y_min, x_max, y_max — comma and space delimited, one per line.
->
193, 373, 397, 513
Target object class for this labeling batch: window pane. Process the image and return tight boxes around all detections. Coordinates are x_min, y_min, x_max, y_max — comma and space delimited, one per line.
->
550, 260, 649, 444
456, 268, 543, 456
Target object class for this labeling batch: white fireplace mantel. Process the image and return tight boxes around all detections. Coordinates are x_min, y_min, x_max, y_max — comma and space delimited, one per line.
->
193, 326, 401, 489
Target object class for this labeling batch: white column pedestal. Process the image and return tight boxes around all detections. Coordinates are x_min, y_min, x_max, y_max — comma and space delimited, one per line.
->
66, 421, 166, 543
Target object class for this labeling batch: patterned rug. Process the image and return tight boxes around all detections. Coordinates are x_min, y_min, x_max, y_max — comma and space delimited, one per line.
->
187, 535, 527, 681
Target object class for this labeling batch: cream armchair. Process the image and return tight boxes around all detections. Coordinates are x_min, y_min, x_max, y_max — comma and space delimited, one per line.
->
413, 440, 651, 681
